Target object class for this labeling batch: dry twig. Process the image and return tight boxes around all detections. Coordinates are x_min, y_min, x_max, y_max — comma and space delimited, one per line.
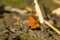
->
44, 20, 60, 35
34, 0, 44, 24
34, 0, 60, 35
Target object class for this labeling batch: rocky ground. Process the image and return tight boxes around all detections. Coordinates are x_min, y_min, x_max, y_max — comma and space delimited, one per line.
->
0, 9, 60, 40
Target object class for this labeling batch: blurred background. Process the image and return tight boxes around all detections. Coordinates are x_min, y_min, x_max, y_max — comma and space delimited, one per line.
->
0, 0, 60, 40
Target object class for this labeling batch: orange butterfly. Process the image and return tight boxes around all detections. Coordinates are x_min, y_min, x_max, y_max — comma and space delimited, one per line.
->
29, 15, 40, 29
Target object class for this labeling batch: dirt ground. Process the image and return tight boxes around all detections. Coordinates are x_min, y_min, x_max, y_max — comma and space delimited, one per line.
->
0, 10, 60, 40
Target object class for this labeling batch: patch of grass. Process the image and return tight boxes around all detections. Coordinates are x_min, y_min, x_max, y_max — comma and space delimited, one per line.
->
0, 0, 26, 8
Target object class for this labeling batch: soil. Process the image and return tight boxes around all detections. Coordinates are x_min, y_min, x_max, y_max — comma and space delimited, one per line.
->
0, 11, 60, 40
